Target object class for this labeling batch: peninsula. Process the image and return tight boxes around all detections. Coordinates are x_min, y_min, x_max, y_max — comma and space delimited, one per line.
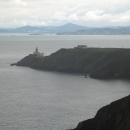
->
11, 47, 130, 79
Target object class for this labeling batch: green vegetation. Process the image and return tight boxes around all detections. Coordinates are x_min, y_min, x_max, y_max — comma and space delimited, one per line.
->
12, 48, 130, 79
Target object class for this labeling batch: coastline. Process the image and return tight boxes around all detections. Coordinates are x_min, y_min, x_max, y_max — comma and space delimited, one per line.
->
11, 48, 130, 79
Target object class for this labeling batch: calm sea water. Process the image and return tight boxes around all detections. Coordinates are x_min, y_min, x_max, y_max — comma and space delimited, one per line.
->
0, 35, 130, 130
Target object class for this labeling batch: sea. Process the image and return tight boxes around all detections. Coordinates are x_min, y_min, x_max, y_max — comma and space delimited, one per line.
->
0, 34, 130, 130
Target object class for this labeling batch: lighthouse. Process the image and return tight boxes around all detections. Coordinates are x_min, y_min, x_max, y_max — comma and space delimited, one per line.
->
33, 47, 44, 58
35, 47, 39, 55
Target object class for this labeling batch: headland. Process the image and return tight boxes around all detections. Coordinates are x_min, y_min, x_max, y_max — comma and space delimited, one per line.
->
11, 47, 130, 79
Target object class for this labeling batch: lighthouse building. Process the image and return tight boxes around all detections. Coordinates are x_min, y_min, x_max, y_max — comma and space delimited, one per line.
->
33, 47, 44, 58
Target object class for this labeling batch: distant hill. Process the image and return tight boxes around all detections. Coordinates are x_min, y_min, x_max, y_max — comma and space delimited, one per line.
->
11, 25, 57, 33
0, 28, 9, 33
55, 22, 88, 32
1, 23, 130, 34
14, 25, 39, 32
57, 27, 130, 35
0, 23, 87, 34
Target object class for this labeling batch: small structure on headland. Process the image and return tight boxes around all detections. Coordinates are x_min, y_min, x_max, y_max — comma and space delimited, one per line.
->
74, 45, 87, 49
33, 47, 44, 58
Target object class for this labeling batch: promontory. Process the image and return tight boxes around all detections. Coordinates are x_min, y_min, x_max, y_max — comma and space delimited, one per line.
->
11, 47, 130, 79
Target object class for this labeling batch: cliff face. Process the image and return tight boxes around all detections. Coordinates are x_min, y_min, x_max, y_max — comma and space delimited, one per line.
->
71, 95, 130, 130
12, 48, 130, 79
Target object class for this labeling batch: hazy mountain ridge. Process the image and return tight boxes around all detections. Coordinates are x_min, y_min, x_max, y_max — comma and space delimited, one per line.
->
0, 23, 87, 34
1, 23, 130, 34
57, 27, 130, 35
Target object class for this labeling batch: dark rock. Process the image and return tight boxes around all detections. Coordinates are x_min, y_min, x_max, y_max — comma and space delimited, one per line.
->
10, 63, 16, 66
71, 95, 130, 130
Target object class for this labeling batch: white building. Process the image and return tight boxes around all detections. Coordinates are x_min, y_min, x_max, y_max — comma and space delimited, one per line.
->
74, 45, 87, 49
33, 47, 44, 58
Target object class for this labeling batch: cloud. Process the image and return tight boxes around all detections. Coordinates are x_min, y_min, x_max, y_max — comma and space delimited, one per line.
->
68, 14, 79, 20
82, 10, 105, 21
52, 12, 79, 21
111, 10, 130, 22
81, 9, 130, 23
13, 0, 28, 7
52, 12, 67, 20
1, 0, 130, 27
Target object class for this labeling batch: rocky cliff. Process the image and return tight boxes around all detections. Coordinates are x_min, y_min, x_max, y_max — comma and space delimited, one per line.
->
71, 94, 130, 130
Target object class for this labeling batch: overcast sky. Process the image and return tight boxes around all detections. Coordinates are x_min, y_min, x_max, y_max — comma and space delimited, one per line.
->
1, 0, 130, 28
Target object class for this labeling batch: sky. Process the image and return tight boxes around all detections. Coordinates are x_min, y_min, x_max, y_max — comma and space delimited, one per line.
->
1, 0, 130, 28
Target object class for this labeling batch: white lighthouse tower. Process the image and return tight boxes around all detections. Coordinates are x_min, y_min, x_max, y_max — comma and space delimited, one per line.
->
33, 47, 44, 58
35, 47, 38, 55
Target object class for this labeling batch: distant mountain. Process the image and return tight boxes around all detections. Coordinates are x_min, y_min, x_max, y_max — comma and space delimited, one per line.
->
0, 28, 8, 33
12, 23, 88, 33
0, 23, 88, 34
14, 25, 39, 31
55, 22, 88, 32
12, 25, 56, 33
0, 23, 130, 35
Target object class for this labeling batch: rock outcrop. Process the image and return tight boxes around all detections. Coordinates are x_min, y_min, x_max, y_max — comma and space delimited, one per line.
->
71, 95, 130, 130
